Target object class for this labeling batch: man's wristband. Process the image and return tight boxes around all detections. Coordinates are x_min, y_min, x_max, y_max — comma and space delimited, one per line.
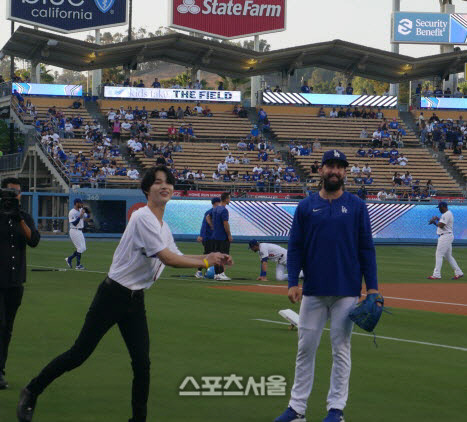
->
203, 258, 209, 269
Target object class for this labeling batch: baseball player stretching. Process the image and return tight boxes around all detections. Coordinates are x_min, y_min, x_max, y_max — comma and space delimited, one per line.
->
17, 166, 233, 422
65, 198, 89, 270
275, 150, 380, 422
248, 240, 303, 281
427, 201, 463, 280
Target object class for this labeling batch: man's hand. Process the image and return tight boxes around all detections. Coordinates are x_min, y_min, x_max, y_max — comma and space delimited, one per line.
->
196, 236, 203, 243
228, 235, 233, 243
256, 276, 268, 281
206, 252, 233, 267
288, 286, 302, 304
80, 209, 85, 217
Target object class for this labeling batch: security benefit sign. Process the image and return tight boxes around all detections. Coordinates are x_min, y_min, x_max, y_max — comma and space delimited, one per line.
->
8, 0, 128, 34
393, 11, 467, 44
170, 0, 287, 39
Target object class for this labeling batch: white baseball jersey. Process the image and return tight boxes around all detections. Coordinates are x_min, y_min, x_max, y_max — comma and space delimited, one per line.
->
108, 206, 182, 290
259, 243, 287, 265
437, 210, 453, 235
69, 208, 87, 229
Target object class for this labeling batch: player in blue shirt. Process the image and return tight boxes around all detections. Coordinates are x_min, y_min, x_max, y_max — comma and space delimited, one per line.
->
195, 197, 221, 278
275, 149, 379, 422
206, 192, 232, 281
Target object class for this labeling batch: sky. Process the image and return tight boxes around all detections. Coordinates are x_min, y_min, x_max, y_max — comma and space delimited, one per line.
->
2, 0, 467, 68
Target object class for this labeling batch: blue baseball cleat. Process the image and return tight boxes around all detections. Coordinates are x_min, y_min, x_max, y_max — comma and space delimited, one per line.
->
323, 409, 345, 422
274, 406, 306, 422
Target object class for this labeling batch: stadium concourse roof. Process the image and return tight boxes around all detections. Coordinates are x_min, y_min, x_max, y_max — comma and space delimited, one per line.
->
2, 26, 467, 82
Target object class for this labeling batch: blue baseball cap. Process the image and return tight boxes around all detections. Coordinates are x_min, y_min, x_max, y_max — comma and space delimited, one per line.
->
211, 197, 221, 204
321, 149, 349, 167
437, 201, 448, 209
74, 198, 83, 205
248, 239, 259, 249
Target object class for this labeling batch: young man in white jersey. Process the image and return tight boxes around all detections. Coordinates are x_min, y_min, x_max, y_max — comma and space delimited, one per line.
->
427, 202, 463, 280
65, 198, 89, 270
17, 166, 233, 422
248, 240, 303, 282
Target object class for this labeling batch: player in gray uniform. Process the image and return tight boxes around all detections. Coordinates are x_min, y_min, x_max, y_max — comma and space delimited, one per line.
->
248, 240, 303, 281
65, 198, 89, 270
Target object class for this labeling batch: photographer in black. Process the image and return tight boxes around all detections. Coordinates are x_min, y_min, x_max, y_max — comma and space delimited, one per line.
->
0, 177, 40, 389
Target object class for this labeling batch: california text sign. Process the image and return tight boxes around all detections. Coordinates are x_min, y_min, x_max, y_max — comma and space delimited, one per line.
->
169, 0, 287, 39
7, 0, 128, 34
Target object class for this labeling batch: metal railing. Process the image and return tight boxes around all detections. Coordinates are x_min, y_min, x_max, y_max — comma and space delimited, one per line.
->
0, 153, 22, 171
0, 81, 12, 98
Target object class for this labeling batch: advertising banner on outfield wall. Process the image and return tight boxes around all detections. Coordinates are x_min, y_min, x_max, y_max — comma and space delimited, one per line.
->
7, 0, 127, 34
169, 0, 286, 39
421, 96, 467, 109
12, 82, 83, 96
104, 86, 241, 102
392, 11, 467, 44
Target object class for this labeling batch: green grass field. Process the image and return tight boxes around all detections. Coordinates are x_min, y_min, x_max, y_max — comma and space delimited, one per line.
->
1, 241, 466, 422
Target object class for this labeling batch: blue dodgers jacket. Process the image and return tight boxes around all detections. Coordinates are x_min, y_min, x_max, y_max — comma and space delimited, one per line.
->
287, 191, 378, 296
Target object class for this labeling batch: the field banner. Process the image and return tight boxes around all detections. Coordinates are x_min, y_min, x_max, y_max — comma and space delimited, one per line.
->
104, 86, 241, 102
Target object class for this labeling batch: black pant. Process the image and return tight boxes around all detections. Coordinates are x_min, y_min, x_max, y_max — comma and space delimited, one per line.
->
214, 240, 231, 274
0, 286, 24, 374
27, 278, 150, 422
203, 239, 215, 255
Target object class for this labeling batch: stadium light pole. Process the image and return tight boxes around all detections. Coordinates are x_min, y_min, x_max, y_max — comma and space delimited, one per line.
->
10, 21, 14, 80
389, 0, 400, 97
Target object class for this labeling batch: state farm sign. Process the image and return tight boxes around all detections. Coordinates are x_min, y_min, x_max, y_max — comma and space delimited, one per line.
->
169, 0, 287, 39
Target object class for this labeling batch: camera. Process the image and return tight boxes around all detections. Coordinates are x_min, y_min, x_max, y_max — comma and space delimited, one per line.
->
0, 188, 20, 216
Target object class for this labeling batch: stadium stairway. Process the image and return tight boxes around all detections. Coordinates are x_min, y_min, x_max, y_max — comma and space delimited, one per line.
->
85, 100, 109, 133
399, 110, 420, 136
431, 149, 466, 193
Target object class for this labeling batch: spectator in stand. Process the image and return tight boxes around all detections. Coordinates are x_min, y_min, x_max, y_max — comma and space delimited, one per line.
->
152, 78, 161, 88
312, 139, 321, 151
363, 174, 373, 185
136, 80, 145, 87
453, 87, 463, 98
202, 106, 213, 117
238, 106, 248, 118
155, 154, 167, 166
318, 107, 325, 117
389, 118, 399, 130
426, 180, 436, 196
218, 161, 228, 172
335, 82, 345, 95
212, 170, 221, 180
397, 153, 408, 166
346, 83, 353, 95
377, 189, 387, 201
387, 189, 398, 200
415, 83, 422, 96
356, 146, 366, 157
72, 99, 82, 109
237, 139, 247, 150
194, 79, 202, 89
301, 81, 311, 93
250, 125, 260, 141
329, 108, 338, 118
258, 108, 268, 124
434, 86, 443, 97
273, 85, 282, 93
241, 153, 250, 165
360, 127, 368, 139
350, 163, 361, 175
193, 103, 203, 114
225, 152, 235, 164
362, 163, 372, 176
372, 128, 382, 147
167, 106, 176, 119
357, 185, 367, 200
337, 107, 346, 118
311, 161, 320, 174
64, 120, 75, 139
127, 168, 140, 180
376, 108, 384, 119
217, 81, 225, 91
444, 87, 452, 98
159, 108, 168, 119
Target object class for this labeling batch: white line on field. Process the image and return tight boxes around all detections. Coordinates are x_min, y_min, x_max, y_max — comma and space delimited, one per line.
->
27, 266, 467, 308
251, 319, 467, 352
